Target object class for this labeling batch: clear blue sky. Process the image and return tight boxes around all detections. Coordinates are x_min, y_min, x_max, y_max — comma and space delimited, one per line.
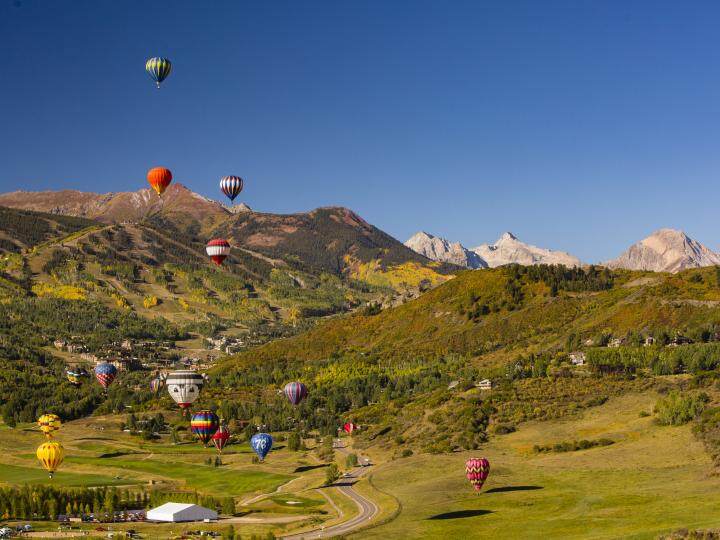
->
2, 1, 720, 262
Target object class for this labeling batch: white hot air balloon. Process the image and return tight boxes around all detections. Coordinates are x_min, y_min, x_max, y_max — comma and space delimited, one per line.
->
165, 370, 206, 416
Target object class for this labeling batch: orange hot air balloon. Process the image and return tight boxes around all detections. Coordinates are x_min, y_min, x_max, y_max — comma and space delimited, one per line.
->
147, 167, 173, 196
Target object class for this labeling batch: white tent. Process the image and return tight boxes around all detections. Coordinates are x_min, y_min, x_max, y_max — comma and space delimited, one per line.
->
146, 502, 218, 522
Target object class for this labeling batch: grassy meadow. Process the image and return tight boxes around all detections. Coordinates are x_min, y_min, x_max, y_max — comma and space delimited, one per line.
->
355, 391, 720, 539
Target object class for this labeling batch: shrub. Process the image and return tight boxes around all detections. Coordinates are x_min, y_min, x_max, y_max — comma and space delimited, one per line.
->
654, 391, 708, 426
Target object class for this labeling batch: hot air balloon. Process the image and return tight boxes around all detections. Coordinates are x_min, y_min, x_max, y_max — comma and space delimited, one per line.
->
37, 441, 64, 478
145, 57, 172, 88
465, 457, 490, 492
220, 176, 244, 204
150, 376, 164, 394
66, 369, 81, 387
166, 370, 205, 415
190, 410, 220, 447
250, 433, 273, 461
147, 167, 172, 196
211, 425, 230, 453
284, 382, 308, 406
94, 362, 117, 390
37, 414, 61, 438
343, 422, 356, 435
206, 239, 231, 266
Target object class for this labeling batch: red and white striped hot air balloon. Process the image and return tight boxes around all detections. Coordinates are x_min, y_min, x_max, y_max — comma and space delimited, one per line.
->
206, 239, 231, 266
465, 457, 490, 492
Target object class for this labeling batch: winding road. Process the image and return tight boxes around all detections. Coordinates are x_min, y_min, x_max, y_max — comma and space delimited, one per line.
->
282, 444, 380, 539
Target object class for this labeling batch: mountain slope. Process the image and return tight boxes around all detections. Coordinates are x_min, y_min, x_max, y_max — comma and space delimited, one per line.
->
213, 207, 458, 281
405, 231, 487, 269
0, 184, 231, 233
218, 263, 720, 371
605, 228, 720, 273
0, 187, 455, 287
472, 232, 582, 268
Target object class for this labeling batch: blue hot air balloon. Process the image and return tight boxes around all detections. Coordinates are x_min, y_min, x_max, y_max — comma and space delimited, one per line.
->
250, 433, 273, 461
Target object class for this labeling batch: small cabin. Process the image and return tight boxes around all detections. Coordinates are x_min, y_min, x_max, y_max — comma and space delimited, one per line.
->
569, 352, 586, 366
475, 379, 493, 391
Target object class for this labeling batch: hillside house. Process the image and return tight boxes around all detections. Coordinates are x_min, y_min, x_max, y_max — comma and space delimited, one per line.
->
608, 338, 624, 348
475, 379, 493, 391
111, 358, 142, 372
569, 352, 586, 366
643, 336, 655, 347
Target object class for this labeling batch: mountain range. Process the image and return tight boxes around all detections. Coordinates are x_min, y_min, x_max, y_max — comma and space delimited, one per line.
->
406, 228, 720, 274
3, 186, 720, 275
405, 231, 582, 269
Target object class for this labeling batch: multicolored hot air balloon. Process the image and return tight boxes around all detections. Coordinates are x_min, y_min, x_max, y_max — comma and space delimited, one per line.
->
145, 57, 172, 88
343, 422, 356, 435
147, 167, 173, 196
190, 410, 220, 446
66, 369, 81, 386
206, 239, 231, 266
220, 176, 244, 204
150, 376, 164, 395
38, 414, 61, 438
211, 425, 230, 453
465, 457, 490, 492
250, 433, 273, 461
37, 441, 64, 478
166, 370, 205, 415
94, 362, 117, 390
283, 382, 308, 406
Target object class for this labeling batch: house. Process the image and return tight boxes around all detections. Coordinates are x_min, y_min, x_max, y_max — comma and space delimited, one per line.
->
146, 503, 217, 523
53, 339, 67, 350
569, 352, 586, 366
447, 380, 459, 390
643, 336, 655, 347
475, 379, 493, 391
607, 338, 624, 348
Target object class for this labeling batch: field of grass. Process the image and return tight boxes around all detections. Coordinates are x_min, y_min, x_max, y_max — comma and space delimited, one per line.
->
0, 463, 134, 487
356, 392, 720, 539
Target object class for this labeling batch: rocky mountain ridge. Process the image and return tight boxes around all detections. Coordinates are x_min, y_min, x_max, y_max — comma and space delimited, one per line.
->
405, 231, 582, 269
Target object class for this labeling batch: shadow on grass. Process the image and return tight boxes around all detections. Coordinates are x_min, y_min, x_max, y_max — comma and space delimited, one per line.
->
427, 510, 493, 520
485, 485, 543, 494
294, 464, 328, 473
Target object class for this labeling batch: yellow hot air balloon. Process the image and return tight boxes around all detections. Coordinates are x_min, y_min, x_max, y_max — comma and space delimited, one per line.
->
37, 414, 61, 438
36, 441, 64, 478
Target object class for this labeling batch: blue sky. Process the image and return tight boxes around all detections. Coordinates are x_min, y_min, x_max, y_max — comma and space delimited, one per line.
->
2, 1, 720, 262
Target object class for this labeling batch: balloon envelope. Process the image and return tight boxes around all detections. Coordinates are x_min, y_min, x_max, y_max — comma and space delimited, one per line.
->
220, 176, 244, 203
465, 457, 490, 492
147, 167, 172, 196
284, 382, 308, 406
37, 441, 64, 478
250, 433, 273, 460
343, 422, 356, 434
145, 57, 172, 88
166, 370, 205, 413
212, 425, 231, 453
206, 239, 231, 266
94, 362, 117, 389
191, 410, 220, 446
38, 414, 61, 438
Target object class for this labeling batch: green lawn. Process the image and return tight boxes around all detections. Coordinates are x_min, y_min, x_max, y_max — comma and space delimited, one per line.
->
356, 393, 720, 539
0, 463, 136, 487
65, 455, 293, 497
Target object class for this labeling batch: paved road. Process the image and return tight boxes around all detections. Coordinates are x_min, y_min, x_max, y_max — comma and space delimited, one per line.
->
282, 442, 380, 539
282, 467, 379, 539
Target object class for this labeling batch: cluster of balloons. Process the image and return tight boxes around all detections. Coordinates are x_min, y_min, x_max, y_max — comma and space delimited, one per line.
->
36, 414, 64, 478
143, 57, 244, 269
